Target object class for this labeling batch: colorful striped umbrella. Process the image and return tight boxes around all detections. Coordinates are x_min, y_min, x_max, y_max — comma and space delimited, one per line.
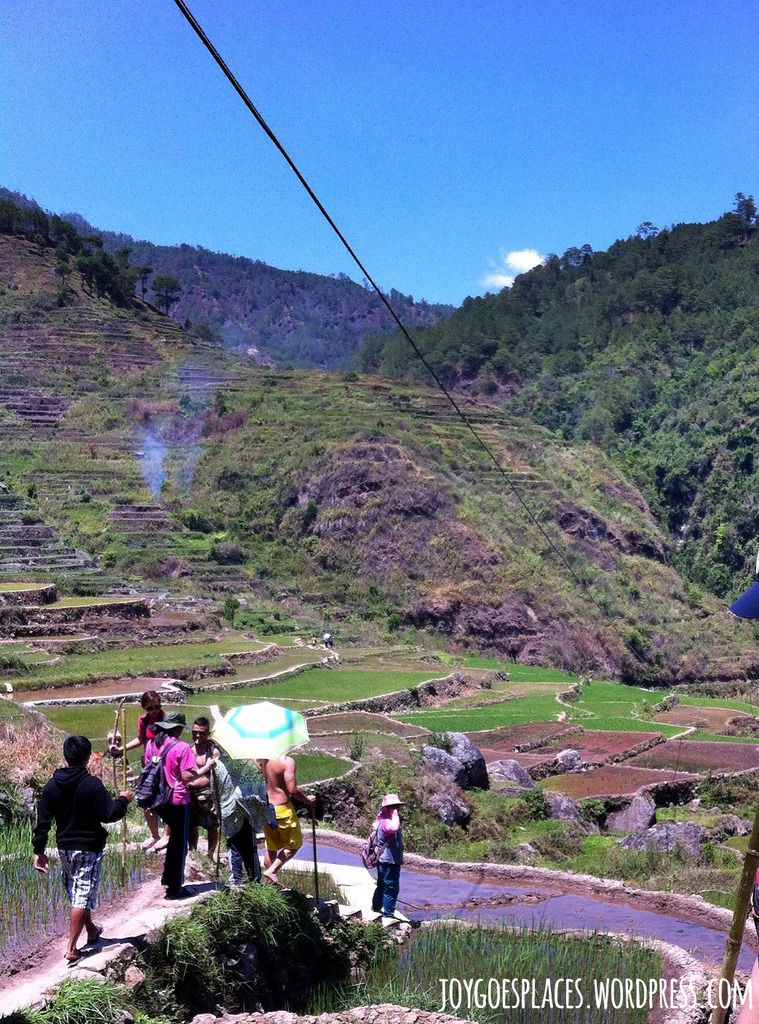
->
211, 700, 309, 760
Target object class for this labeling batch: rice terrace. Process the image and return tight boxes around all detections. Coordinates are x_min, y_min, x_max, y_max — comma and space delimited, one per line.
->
2, 5, 759, 1023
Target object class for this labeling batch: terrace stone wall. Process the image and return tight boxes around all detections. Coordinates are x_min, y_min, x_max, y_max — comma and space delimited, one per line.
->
309, 674, 471, 718
0, 598, 150, 639
0, 582, 57, 607
190, 1008, 476, 1024
221, 644, 282, 667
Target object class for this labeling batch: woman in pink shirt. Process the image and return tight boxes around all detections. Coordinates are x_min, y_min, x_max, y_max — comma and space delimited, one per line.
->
370, 793, 404, 919
144, 711, 199, 900
110, 690, 167, 850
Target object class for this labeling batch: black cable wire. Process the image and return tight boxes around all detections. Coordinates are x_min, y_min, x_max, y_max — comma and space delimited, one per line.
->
172, 0, 604, 606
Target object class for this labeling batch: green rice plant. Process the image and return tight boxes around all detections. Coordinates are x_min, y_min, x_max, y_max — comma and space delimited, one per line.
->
12, 638, 268, 691
0, 822, 145, 960
5, 978, 127, 1024
346, 731, 366, 761
279, 867, 345, 903
426, 729, 453, 753
308, 923, 662, 1024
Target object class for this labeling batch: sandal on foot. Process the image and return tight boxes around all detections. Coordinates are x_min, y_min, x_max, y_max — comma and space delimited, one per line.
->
82, 926, 103, 949
64, 951, 83, 966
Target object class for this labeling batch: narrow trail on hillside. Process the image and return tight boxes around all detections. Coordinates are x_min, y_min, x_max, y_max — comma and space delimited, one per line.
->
0, 874, 216, 1015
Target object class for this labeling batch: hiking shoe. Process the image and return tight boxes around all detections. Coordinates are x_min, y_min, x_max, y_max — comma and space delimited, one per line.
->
164, 887, 193, 900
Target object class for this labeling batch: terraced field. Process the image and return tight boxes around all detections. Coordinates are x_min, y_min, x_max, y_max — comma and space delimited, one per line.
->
397, 679, 695, 737
541, 765, 699, 798
9, 637, 273, 692
627, 739, 759, 773
655, 705, 752, 731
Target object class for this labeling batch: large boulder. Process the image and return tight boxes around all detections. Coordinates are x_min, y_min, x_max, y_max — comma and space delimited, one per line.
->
447, 732, 489, 789
706, 814, 751, 841
555, 749, 583, 772
421, 746, 468, 788
545, 792, 582, 824
514, 842, 538, 864
487, 759, 535, 791
618, 822, 705, 860
605, 790, 656, 833
426, 790, 470, 826
545, 792, 598, 835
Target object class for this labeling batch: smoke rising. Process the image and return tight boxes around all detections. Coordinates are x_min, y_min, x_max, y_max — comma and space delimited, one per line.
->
137, 428, 168, 499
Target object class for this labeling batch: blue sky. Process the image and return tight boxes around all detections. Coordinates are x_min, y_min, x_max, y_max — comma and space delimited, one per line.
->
1, 1, 757, 306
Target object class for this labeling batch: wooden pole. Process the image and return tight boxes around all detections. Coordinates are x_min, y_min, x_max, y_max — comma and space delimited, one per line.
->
120, 705, 128, 882
710, 806, 759, 1024
310, 805, 319, 904
211, 764, 222, 880
110, 697, 127, 789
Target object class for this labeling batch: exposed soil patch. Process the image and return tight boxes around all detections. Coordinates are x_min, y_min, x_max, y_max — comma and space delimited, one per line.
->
536, 730, 663, 764
16, 675, 181, 704
628, 739, 759, 774
541, 765, 698, 798
655, 706, 753, 732
466, 721, 579, 749
305, 732, 415, 766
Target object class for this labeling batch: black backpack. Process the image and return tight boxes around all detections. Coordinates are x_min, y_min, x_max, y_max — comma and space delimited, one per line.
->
135, 739, 178, 811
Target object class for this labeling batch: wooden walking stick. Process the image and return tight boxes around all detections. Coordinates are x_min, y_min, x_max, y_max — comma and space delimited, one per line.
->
120, 705, 129, 881
710, 806, 759, 1024
310, 803, 319, 905
211, 762, 223, 880
108, 696, 127, 791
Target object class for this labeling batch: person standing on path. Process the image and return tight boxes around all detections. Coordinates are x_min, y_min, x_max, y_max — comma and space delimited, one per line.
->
370, 793, 404, 919
109, 689, 168, 850
258, 755, 315, 885
188, 716, 221, 859
32, 735, 134, 964
144, 711, 199, 899
189, 750, 265, 885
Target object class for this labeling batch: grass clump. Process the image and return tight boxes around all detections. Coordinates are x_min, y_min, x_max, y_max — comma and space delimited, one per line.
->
137, 883, 391, 1018
4, 978, 127, 1024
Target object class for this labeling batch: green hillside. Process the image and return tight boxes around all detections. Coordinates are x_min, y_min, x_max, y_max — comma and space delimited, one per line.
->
0, 216, 754, 681
359, 196, 759, 601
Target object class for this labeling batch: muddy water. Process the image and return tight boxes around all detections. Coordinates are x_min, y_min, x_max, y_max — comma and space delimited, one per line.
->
15, 676, 180, 704
302, 840, 755, 970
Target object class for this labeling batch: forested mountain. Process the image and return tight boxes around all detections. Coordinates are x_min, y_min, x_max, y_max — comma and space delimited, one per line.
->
0, 189, 452, 370
359, 197, 759, 600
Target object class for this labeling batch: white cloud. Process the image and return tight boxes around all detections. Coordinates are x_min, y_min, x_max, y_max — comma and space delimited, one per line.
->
482, 272, 516, 289
481, 248, 544, 291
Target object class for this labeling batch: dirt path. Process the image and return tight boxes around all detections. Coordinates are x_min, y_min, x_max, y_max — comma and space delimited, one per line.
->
0, 872, 219, 1016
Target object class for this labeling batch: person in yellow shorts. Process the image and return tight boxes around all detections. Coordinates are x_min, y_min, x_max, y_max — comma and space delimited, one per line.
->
258, 755, 316, 885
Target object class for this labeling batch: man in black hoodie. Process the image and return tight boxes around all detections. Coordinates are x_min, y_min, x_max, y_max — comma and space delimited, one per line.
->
33, 735, 133, 963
